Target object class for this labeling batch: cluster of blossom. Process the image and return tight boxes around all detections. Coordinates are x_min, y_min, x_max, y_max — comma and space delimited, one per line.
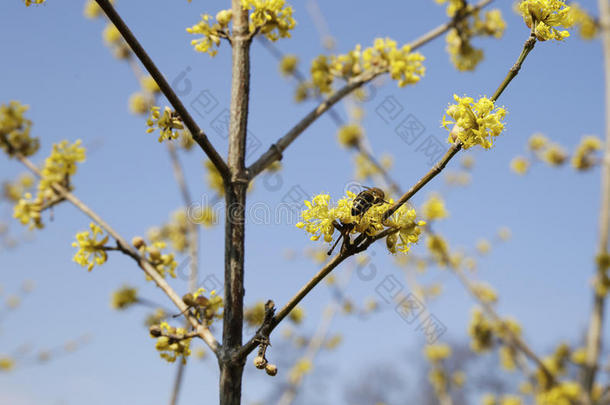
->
421, 194, 449, 221
72, 222, 110, 271
568, 2, 598, 40
131, 236, 178, 279
296, 192, 424, 255
146, 106, 184, 142
423, 343, 466, 399
14, 140, 86, 229
511, 133, 603, 175
111, 285, 138, 310
518, 0, 573, 41
151, 322, 192, 363
2, 173, 34, 203
0, 101, 39, 158
442, 95, 507, 150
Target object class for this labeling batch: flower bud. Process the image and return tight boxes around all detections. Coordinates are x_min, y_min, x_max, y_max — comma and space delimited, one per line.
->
253, 355, 266, 369
148, 247, 161, 261
265, 363, 278, 376
132, 236, 146, 249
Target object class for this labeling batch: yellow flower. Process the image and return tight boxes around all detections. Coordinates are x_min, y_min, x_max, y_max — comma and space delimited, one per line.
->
187, 11, 231, 56
146, 106, 184, 142
111, 286, 138, 310
568, 3, 598, 40
296, 192, 423, 254
153, 322, 192, 364
500, 345, 517, 371
0, 101, 39, 158
72, 223, 109, 271
244, 301, 266, 327
102, 23, 121, 45
510, 156, 530, 175
476, 238, 491, 255
421, 194, 448, 221
205, 160, 225, 195
427, 234, 450, 266
24, 0, 45, 6
446, 29, 484, 72
288, 306, 305, 324
0, 357, 15, 371
39, 140, 86, 193
140, 76, 161, 94
542, 143, 567, 166
242, 0, 296, 42
528, 132, 548, 150
572, 135, 602, 171
83, 0, 113, 19
337, 124, 363, 148
518, 0, 573, 41
128, 92, 153, 115
139, 241, 178, 279
468, 308, 494, 352
443, 95, 507, 150
435, 0, 466, 17
279, 54, 299, 76
472, 282, 497, 303
13, 192, 43, 230
424, 343, 452, 362
535, 381, 581, 405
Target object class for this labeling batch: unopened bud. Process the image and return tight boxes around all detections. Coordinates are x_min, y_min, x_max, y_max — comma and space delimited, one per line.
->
253, 355, 266, 369
132, 236, 146, 249
265, 363, 277, 376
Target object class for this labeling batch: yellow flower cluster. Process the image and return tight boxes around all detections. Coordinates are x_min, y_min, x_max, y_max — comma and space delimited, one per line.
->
140, 241, 177, 279
427, 234, 450, 266
84, 0, 114, 19
188, 288, 224, 326
128, 76, 159, 116
205, 160, 225, 195
187, 10, 233, 57
568, 3, 598, 40
24, 0, 45, 6
442, 95, 507, 150
468, 308, 494, 352
13, 140, 86, 229
572, 135, 602, 171
72, 223, 109, 271
0, 101, 39, 158
535, 381, 580, 405
446, 10, 506, 71
2, 173, 34, 203
148, 210, 191, 253
242, 0, 296, 42
146, 106, 184, 142
310, 38, 425, 95
296, 192, 424, 254
153, 322, 192, 363
518, 0, 573, 41
510, 156, 530, 175
111, 285, 138, 310
435, 0, 466, 17
421, 194, 448, 221
472, 282, 498, 303
424, 343, 452, 362
279, 54, 298, 76
337, 124, 363, 148
288, 306, 304, 324
244, 301, 266, 327
542, 143, 568, 166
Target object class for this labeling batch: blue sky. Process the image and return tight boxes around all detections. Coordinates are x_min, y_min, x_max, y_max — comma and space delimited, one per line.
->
0, 0, 607, 404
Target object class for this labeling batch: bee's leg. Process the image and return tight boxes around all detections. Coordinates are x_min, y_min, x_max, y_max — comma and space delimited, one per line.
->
172, 306, 192, 318
327, 235, 343, 256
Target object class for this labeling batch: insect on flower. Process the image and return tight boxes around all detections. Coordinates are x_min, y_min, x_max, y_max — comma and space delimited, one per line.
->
351, 186, 388, 217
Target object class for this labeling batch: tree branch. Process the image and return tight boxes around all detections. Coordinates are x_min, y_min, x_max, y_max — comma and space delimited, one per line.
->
94, 0, 230, 181
246, 0, 495, 179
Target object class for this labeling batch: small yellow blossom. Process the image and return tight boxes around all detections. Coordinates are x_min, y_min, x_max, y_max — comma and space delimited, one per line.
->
424, 343, 452, 362
337, 124, 363, 148
244, 301, 266, 327
153, 322, 192, 364
500, 345, 517, 371
102, 23, 121, 45
288, 306, 305, 324
111, 286, 138, 310
476, 239, 491, 255
442, 95, 507, 150
435, 0, 466, 17
427, 234, 450, 266
528, 132, 549, 150
468, 308, 494, 352
0, 357, 15, 371
518, 0, 573, 41
187, 11, 232, 56
0, 101, 39, 158
13, 193, 42, 229
572, 135, 602, 171
128, 92, 153, 115
84, 0, 114, 19
535, 381, 581, 405
510, 156, 530, 175
24, 0, 45, 6
542, 143, 567, 166
279, 55, 298, 76
146, 106, 184, 142
139, 241, 178, 279
421, 194, 448, 221
242, 0, 296, 42
472, 282, 497, 303
569, 3, 598, 40
72, 223, 109, 271
205, 160, 224, 195
140, 75, 161, 94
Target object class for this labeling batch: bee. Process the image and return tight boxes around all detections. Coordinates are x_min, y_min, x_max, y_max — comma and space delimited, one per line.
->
351, 187, 387, 217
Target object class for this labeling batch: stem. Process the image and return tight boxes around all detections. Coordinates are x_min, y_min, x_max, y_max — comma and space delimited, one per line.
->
583, 0, 610, 399
246, 0, 495, 179
219, 2, 251, 404
15, 154, 220, 355
94, 0, 230, 181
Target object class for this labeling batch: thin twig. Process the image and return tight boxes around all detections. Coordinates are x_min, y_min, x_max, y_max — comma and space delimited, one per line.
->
93, 0, 230, 181
14, 153, 220, 355
583, 0, 610, 400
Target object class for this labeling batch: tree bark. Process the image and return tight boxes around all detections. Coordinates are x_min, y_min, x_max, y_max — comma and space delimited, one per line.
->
220, 2, 251, 404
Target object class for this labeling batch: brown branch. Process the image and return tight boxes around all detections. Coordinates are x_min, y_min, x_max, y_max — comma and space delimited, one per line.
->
246, 0, 495, 180
93, 0, 230, 181
14, 154, 220, 356
583, 0, 610, 400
